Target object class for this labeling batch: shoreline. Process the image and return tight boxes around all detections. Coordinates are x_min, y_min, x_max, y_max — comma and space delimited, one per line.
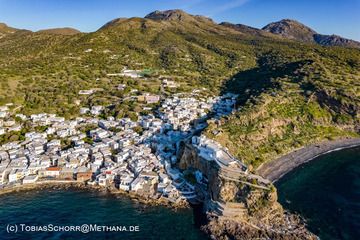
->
0, 181, 189, 209
257, 138, 360, 182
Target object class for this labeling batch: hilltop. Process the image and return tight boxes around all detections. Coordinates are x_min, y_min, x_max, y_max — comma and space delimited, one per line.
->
0, 22, 19, 33
262, 19, 360, 48
262, 19, 316, 42
145, 9, 192, 21
37, 27, 81, 35
0, 22, 29, 39
145, 9, 213, 23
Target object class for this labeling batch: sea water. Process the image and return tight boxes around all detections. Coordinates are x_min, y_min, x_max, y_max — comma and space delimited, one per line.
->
276, 147, 360, 240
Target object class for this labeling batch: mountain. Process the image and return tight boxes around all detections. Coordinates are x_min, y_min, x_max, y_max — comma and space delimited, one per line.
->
262, 19, 360, 48
313, 34, 360, 48
37, 27, 81, 35
262, 19, 316, 42
99, 10, 230, 41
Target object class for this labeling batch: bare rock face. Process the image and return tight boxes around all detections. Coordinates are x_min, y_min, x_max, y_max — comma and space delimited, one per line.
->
219, 182, 238, 202
203, 217, 317, 240
145, 10, 191, 21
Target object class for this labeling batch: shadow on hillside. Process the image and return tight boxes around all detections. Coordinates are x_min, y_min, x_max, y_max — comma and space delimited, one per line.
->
221, 58, 310, 106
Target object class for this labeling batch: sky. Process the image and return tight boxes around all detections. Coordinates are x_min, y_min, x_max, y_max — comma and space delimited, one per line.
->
0, 0, 359, 41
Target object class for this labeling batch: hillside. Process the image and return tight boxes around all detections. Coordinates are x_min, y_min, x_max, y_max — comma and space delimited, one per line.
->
0, 9, 359, 168
206, 51, 360, 168
0, 23, 28, 39
262, 19, 360, 48
37, 27, 81, 35
0, 22, 20, 33
219, 22, 273, 38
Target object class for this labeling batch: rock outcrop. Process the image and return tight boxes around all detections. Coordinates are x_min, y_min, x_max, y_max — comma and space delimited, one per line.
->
178, 143, 316, 239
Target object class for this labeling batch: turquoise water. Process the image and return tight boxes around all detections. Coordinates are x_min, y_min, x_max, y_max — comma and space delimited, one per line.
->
0, 189, 208, 240
276, 146, 360, 240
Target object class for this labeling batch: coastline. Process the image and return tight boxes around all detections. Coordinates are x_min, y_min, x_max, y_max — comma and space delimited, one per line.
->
0, 181, 189, 209
257, 137, 360, 182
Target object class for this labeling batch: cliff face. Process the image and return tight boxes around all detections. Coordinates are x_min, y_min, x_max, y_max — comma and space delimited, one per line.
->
178, 144, 221, 202
178, 144, 316, 239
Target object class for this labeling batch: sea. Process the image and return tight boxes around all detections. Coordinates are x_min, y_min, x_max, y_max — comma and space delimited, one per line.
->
0, 189, 208, 240
276, 146, 360, 240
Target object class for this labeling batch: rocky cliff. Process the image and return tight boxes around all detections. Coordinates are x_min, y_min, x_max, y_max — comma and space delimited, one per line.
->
178, 143, 316, 239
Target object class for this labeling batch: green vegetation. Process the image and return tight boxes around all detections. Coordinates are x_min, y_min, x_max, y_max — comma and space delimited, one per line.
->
0, 129, 26, 144
133, 126, 144, 135
1, 11, 359, 168
206, 52, 359, 168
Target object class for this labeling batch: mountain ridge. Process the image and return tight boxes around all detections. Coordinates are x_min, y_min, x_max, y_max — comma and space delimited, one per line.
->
1, 10, 359, 48
262, 19, 360, 48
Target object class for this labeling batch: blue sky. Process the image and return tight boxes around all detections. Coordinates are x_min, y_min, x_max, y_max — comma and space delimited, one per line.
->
0, 0, 359, 41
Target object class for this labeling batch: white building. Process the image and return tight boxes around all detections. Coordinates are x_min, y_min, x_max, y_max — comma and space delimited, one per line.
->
23, 175, 39, 184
